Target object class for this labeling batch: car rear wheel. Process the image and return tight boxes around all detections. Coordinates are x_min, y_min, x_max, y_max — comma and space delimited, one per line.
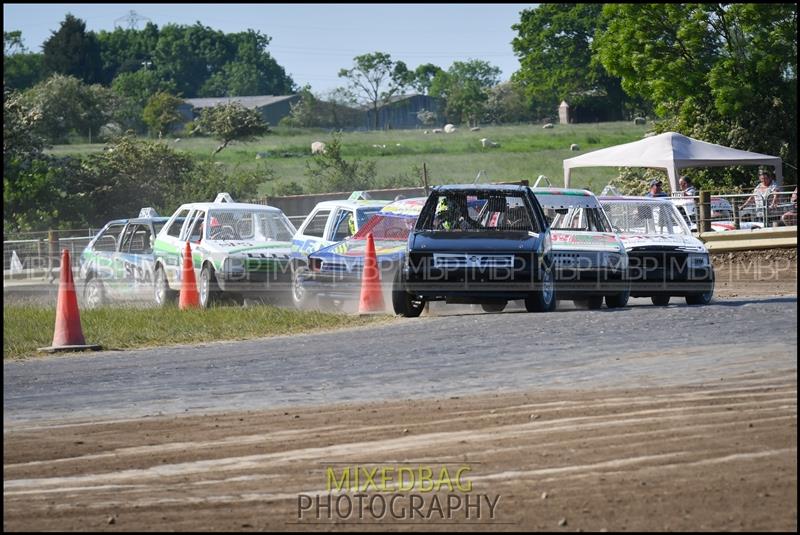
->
392, 271, 425, 317
481, 301, 507, 313
651, 295, 671, 306
199, 264, 220, 308
84, 277, 105, 309
154, 267, 177, 307
525, 264, 556, 312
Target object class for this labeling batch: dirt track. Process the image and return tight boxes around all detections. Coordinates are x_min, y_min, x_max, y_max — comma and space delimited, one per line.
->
3, 249, 797, 531
3, 371, 796, 531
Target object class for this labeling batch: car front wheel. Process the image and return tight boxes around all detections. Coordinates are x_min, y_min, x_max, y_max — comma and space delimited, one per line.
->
154, 267, 177, 307
291, 264, 315, 310
525, 264, 556, 312
392, 270, 425, 317
199, 264, 220, 308
686, 274, 715, 305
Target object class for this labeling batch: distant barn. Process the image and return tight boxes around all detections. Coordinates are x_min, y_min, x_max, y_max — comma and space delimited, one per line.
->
179, 95, 301, 126
365, 94, 444, 130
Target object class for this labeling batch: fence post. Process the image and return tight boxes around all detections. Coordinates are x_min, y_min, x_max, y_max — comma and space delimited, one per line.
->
698, 191, 711, 233
732, 200, 741, 230
47, 230, 57, 282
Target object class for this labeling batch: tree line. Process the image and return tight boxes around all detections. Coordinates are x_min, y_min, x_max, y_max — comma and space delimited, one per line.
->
3, 4, 797, 231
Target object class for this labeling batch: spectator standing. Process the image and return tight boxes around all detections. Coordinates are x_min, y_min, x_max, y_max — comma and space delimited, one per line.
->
679, 176, 698, 197
645, 179, 669, 198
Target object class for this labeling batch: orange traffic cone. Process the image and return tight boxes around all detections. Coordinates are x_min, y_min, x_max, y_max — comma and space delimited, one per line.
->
179, 241, 200, 309
358, 233, 385, 314
38, 249, 101, 353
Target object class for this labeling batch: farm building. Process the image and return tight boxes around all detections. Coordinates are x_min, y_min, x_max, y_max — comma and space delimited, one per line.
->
364, 94, 444, 130
178, 95, 301, 126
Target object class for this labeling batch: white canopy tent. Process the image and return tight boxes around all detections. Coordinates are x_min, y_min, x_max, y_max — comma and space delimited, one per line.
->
563, 131, 783, 192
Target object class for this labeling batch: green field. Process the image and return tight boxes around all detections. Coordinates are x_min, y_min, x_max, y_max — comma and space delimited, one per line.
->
47, 122, 651, 195
3, 304, 388, 360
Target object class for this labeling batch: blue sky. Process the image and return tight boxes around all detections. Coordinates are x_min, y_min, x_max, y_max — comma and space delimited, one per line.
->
3, 3, 534, 94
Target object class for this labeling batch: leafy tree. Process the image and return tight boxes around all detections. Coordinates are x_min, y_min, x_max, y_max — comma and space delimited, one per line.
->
21, 74, 119, 143
95, 23, 160, 84
594, 3, 797, 186
483, 81, 532, 124
193, 102, 270, 155
304, 133, 377, 193
338, 52, 408, 129
111, 70, 177, 132
4, 31, 45, 90
512, 4, 630, 121
142, 92, 185, 138
430, 60, 501, 126
410, 63, 444, 95
42, 14, 103, 84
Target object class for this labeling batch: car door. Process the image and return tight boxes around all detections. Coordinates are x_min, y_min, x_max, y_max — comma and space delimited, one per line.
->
156, 207, 193, 287
117, 222, 157, 300
330, 208, 356, 243
293, 208, 332, 259
87, 221, 127, 298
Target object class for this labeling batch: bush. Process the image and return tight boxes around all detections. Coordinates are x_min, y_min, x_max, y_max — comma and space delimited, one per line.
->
304, 133, 377, 193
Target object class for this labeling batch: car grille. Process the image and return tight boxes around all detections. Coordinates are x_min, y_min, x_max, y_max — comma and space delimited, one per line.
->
432, 253, 515, 269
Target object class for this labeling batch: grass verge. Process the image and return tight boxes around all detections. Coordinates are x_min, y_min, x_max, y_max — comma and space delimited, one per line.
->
3, 304, 389, 360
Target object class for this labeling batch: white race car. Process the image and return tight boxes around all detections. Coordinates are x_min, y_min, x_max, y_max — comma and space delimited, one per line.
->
152, 193, 297, 307
599, 195, 715, 306
532, 187, 629, 309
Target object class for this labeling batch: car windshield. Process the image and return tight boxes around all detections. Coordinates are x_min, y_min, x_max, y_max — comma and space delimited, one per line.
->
536, 194, 612, 233
206, 209, 295, 241
418, 190, 538, 232
601, 200, 691, 236
353, 215, 416, 241
356, 207, 383, 229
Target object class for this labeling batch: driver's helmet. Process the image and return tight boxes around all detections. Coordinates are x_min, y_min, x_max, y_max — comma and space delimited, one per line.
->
436, 196, 448, 214
348, 214, 356, 235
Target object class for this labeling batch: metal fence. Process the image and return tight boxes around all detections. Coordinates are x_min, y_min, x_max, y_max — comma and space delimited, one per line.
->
671, 188, 797, 231
3, 229, 98, 278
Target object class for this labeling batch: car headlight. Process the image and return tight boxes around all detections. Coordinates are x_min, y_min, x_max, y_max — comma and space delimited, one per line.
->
688, 253, 710, 268
223, 257, 246, 274
599, 252, 625, 269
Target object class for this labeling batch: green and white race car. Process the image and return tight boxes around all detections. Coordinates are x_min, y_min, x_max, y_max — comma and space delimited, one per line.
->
152, 193, 297, 307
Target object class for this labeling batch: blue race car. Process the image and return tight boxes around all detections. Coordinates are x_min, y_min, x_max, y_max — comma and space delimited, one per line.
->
396, 184, 556, 317
79, 208, 172, 308
293, 197, 426, 310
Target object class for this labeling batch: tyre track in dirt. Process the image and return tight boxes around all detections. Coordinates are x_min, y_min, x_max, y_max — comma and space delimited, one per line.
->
4, 373, 796, 531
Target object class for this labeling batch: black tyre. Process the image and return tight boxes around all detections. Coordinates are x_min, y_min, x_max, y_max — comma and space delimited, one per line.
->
154, 266, 177, 307
481, 301, 507, 313
574, 295, 604, 310
651, 295, 671, 306
525, 264, 556, 312
83, 277, 106, 309
392, 270, 425, 317
686, 274, 715, 305
199, 264, 221, 308
291, 264, 315, 310
605, 285, 631, 308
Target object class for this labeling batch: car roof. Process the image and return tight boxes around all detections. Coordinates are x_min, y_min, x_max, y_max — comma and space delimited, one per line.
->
102, 217, 170, 226
377, 197, 427, 217
433, 183, 530, 192
598, 196, 671, 203
531, 187, 595, 197
177, 201, 284, 212
312, 199, 390, 211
